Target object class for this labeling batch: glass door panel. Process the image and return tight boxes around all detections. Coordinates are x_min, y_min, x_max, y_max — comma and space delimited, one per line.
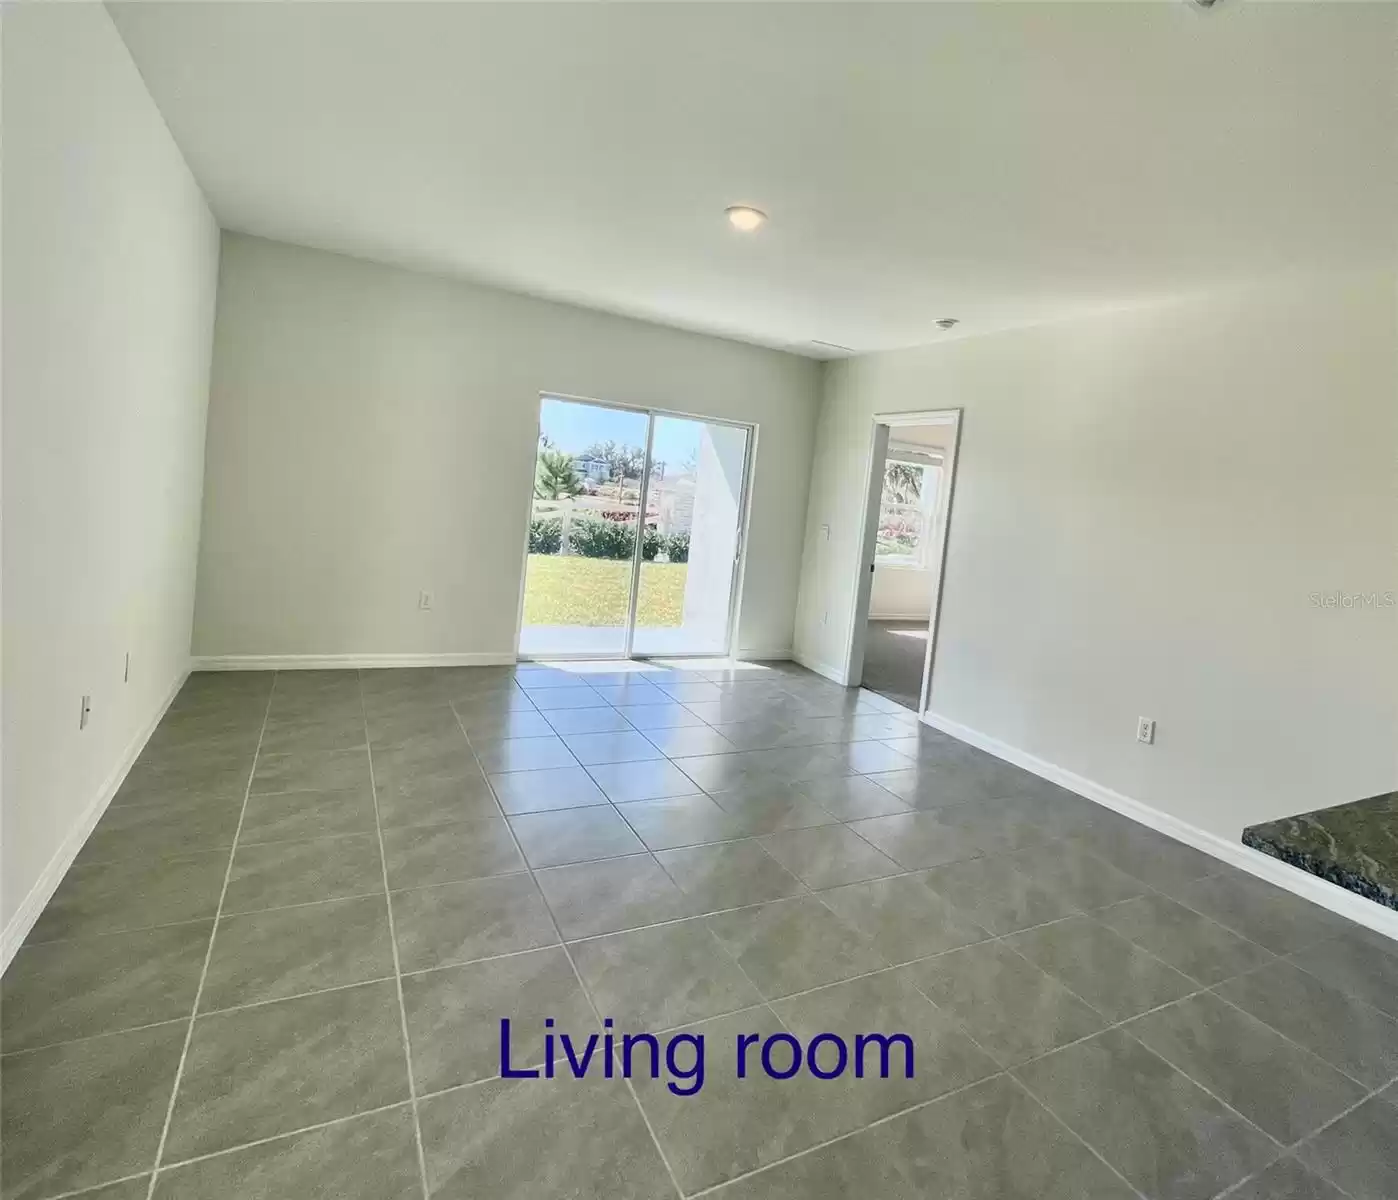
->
519, 397, 649, 658
632, 416, 750, 657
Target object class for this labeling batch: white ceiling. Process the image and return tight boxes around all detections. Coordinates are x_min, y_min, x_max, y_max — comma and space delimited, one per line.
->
109, 1, 1397, 358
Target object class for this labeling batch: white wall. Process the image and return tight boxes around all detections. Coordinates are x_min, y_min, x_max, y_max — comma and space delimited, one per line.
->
870, 563, 935, 621
796, 273, 1398, 840
2, 6, 220, 951
194, 234, 820, 661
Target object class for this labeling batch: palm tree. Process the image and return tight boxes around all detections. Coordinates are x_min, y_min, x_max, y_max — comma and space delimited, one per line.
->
535, 449, 583, 499
884, 461, 923, 505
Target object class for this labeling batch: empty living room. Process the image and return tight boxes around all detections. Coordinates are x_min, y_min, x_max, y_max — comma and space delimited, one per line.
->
4, 2, 1398, 1198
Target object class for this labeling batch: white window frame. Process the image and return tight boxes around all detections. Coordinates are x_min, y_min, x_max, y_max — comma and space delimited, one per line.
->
874, 449, 942, 570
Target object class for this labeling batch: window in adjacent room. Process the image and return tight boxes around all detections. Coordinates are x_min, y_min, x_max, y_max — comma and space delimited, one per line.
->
874, 453, 941, 568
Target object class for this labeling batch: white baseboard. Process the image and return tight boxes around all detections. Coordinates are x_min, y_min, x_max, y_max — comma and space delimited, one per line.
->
792, 652, 850, 687
868, 612, 932, 623
2, 667, 191, 974
197, 651, 791, 672
733, 647, 793, 663
922, 708, 1398, 945
191, 653, 517, 671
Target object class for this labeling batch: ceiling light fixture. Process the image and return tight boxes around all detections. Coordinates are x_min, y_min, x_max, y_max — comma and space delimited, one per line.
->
726, 205, 768, 232
935, 317, 960, 331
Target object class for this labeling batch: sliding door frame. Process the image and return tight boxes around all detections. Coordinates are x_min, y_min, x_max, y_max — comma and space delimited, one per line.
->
621, 415, 658, 658
516, 391, 756, 662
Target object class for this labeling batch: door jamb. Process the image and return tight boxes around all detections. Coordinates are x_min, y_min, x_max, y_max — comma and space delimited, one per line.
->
844, 407, 963, 720
622, 415, 658, 659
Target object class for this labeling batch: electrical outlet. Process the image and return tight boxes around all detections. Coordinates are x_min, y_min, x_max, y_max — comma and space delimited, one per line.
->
418, 591, 434, 611
1136, 717, 1156, 745
79, 694, 92, 730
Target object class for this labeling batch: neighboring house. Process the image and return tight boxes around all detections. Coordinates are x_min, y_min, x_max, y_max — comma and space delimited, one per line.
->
573, 455, 611, 483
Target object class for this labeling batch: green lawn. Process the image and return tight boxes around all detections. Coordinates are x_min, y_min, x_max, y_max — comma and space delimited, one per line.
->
523, 555, 687, 627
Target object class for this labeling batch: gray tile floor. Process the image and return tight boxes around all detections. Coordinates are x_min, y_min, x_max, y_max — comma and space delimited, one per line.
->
4, 662, 1398, 1199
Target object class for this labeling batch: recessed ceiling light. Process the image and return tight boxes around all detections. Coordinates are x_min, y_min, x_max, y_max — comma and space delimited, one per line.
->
935, 317, 959, 331
726, 205, 768, 232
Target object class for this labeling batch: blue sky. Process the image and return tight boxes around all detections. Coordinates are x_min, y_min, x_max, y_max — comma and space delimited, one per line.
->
539, 398, 702, 475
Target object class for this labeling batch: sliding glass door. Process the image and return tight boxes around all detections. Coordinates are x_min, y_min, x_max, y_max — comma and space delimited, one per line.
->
518, 397, 751, 660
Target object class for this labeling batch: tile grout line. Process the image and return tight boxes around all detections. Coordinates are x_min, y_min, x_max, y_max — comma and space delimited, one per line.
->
141, 675, 277, 1200
122, 1100, 417, 1193
358, 671, 432, 1200
1208, 1158, 1351, 1200
1008, 1013, 1295, 1182
12, 886, 393, 951
1209, 949, 1398, 1050
1160, 1039, 1392, 1196
960, 924, 1365, 1174
993, 983, 1212, 1075
1211, 1070, 1395, 1199
43, 1170, 158, 1200
1201, 984, 1375, 1091
446, 689, 691, 1200
1210, 1106, 1369, 1200
680, 1070, 1018, 1199
4, 1015, 198, 1061
1001, 1073, 1152, 1200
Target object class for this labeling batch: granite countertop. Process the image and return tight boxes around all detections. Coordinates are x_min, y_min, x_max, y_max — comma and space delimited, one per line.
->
1243, 791, 1398, 912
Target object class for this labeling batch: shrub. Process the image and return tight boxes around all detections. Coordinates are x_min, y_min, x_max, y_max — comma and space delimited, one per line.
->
666, 531, 690, 563
569, 517, 634, 560
529, 517, 563, 555
642, 526, 664, 562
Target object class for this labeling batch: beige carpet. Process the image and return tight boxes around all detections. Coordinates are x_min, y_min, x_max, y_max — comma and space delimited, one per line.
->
860, 619, 928, 712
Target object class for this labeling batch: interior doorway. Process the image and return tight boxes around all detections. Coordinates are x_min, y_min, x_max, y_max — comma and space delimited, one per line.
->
846, 409, 962, 715
518, 394, 753, 660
